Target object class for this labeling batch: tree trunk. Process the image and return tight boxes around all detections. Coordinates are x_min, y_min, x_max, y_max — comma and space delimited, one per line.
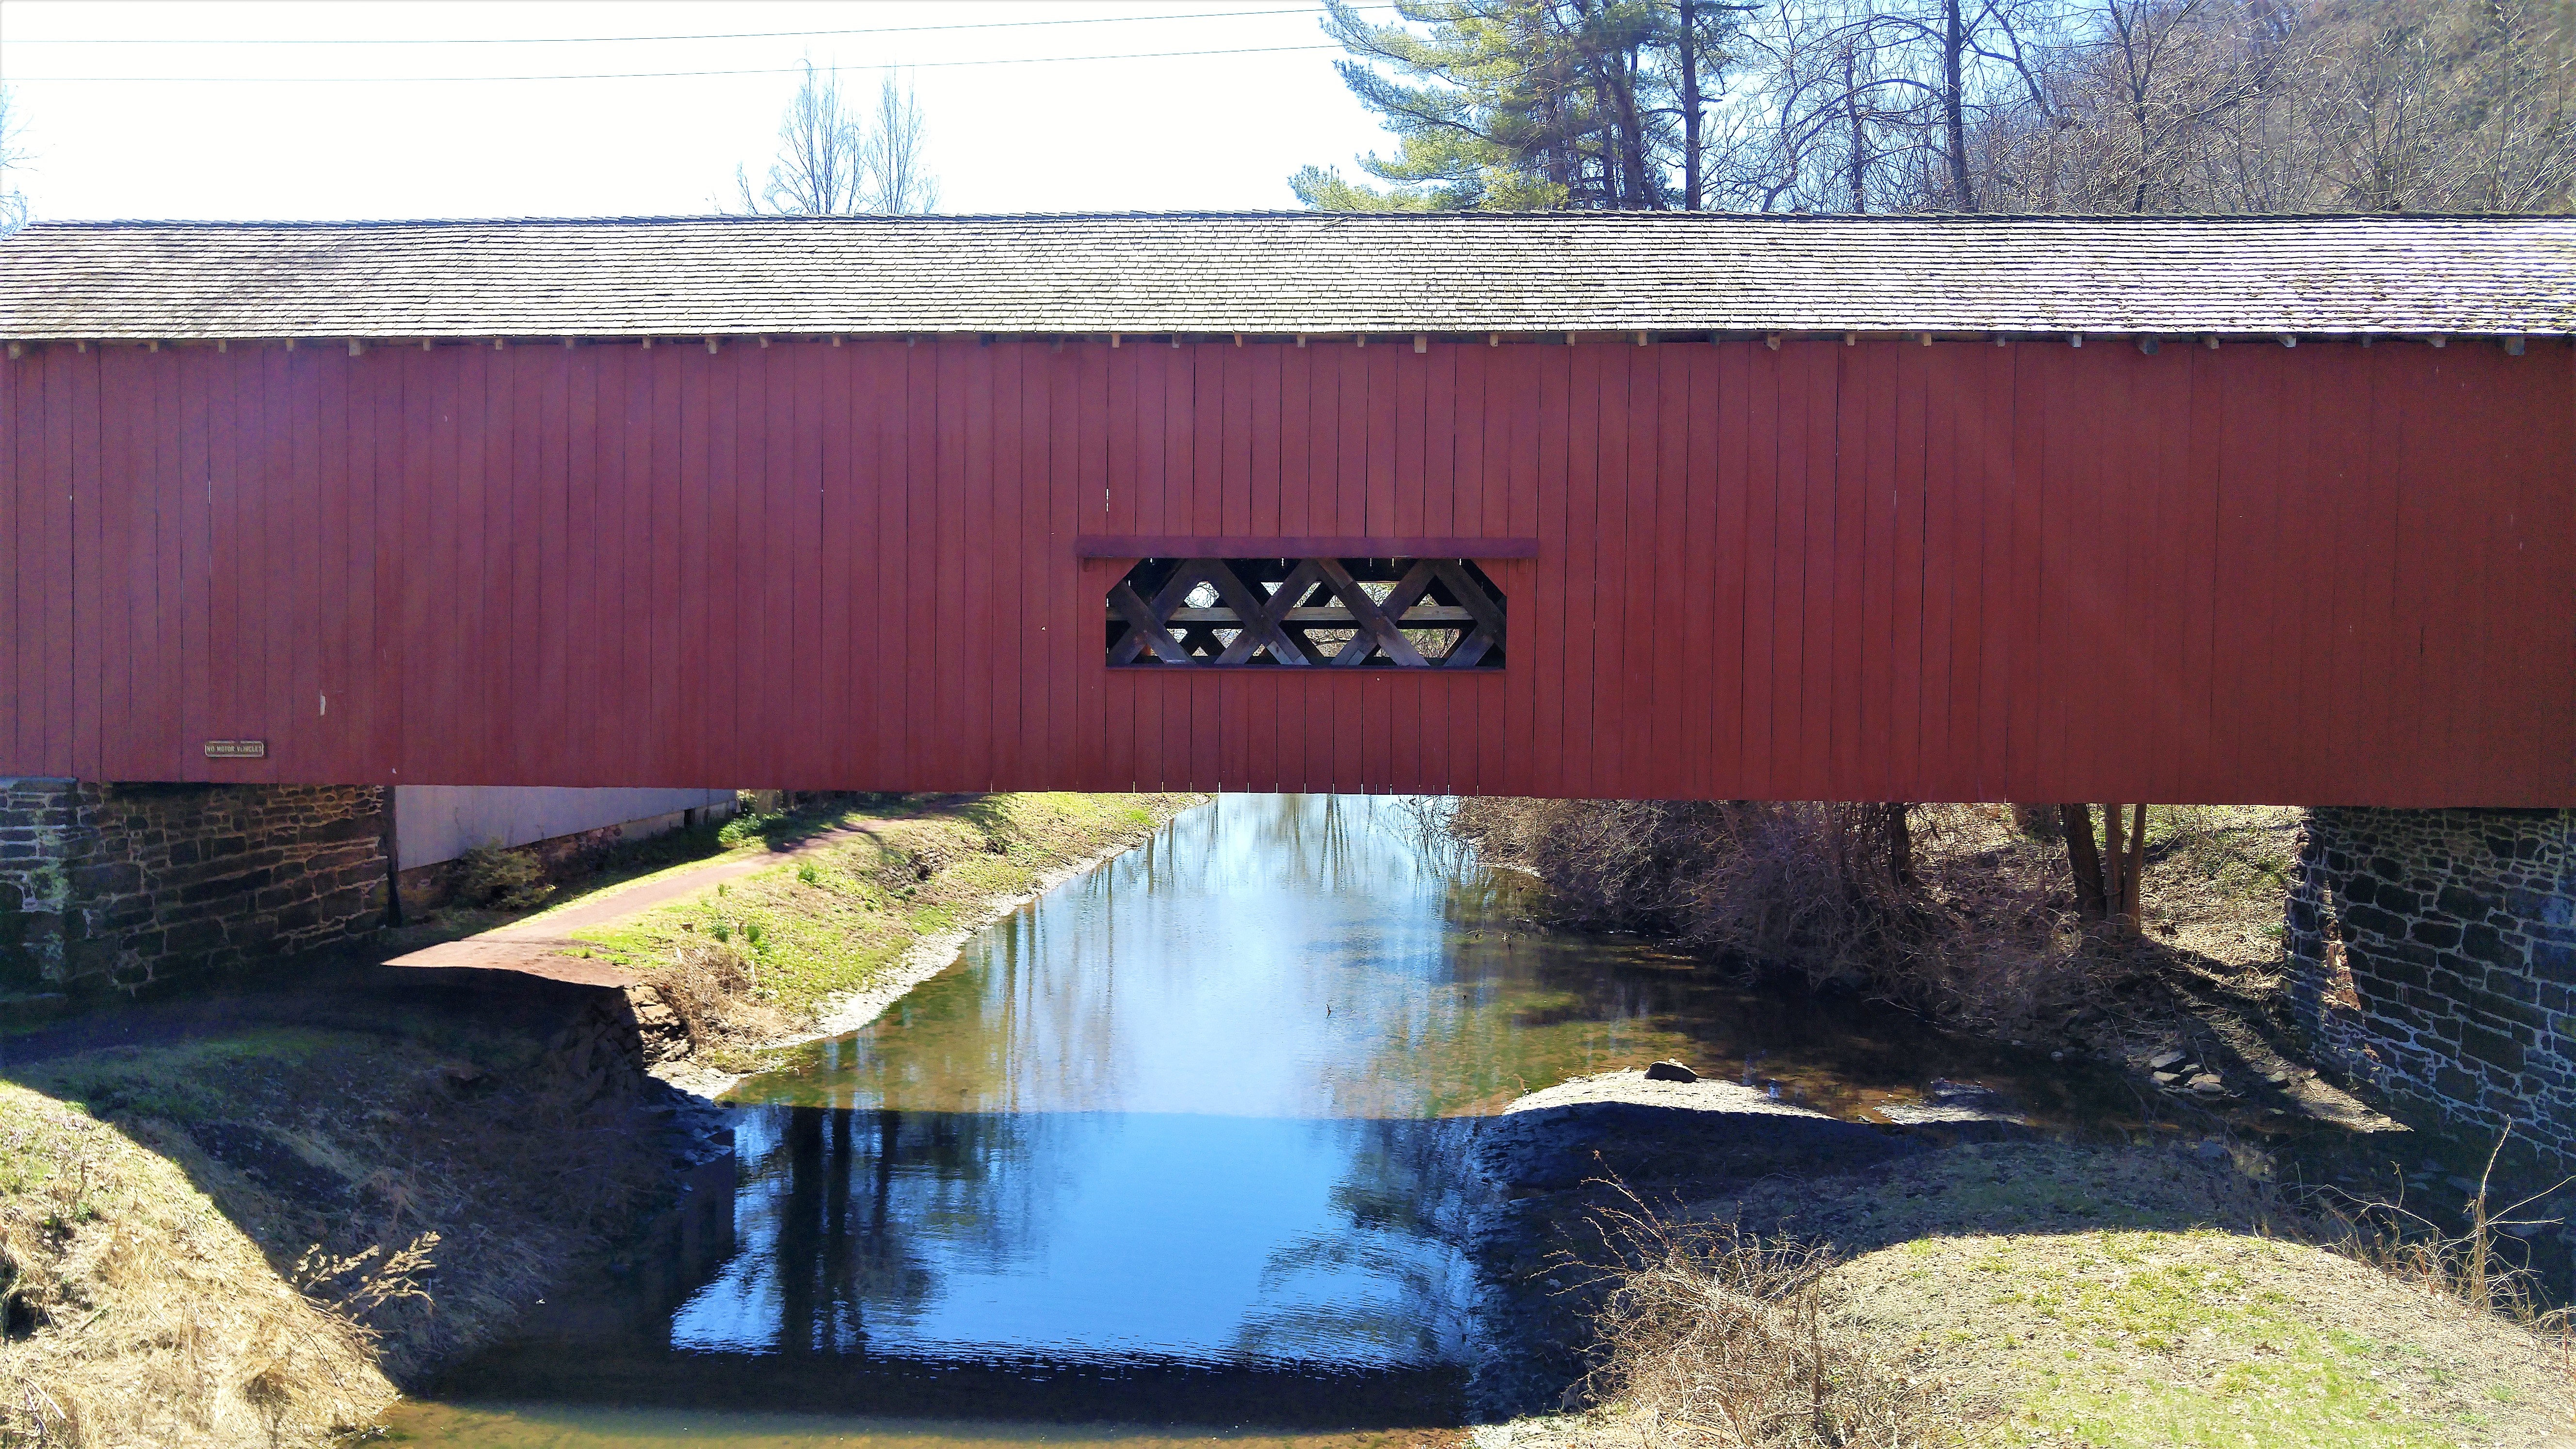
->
2060, 804, 2108, 919
1943, 0, 1976, 209
1845, 47, 1868, 212
1680, 0, 1705, 210
1886, 804, 1913, 888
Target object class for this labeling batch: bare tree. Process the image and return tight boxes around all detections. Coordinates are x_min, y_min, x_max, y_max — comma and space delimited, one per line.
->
0, 87, 31, 236
858, 73, 939, 215
733, 62, 939, 216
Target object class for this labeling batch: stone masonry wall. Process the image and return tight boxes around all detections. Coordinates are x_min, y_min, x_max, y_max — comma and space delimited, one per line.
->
0, 779, 387, 998
2286, 807, 2575, 1180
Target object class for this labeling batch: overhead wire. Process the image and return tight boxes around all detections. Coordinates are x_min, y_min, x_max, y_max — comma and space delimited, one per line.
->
9, 4, 1391, 46
5, 41, 1349, 82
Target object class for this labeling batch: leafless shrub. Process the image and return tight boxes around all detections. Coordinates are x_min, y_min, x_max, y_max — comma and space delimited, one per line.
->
2312, 1126, 2576, 1348
1561, 1188, 1953, 1448
643, 939, 789, 1054
1455, 799, 2114, 1032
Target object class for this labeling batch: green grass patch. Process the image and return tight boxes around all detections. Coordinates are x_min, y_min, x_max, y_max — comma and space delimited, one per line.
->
572, 792, 1194, 1026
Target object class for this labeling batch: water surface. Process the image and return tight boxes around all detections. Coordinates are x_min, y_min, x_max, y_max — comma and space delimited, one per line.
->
400, 795, 2113, 1445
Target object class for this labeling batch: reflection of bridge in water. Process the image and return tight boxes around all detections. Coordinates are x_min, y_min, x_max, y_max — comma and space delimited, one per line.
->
2, 214, 2567, 807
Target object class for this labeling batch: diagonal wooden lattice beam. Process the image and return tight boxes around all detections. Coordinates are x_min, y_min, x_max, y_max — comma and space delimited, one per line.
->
1315, 558, 1428, 668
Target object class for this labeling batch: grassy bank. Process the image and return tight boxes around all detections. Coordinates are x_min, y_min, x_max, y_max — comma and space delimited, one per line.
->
0, 1025, 675, 1447
1534, 1143, 2573, 1449
562, 791, 1202, 1068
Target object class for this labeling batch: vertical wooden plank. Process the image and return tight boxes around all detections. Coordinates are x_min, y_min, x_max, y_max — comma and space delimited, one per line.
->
1395, 345, 1428, 541
1853, 342, 1895, 803
1961, 344, 1998, 800
91, 352, 134, 780
1495, 346, 1536, 795
1222, 341, 1255, 538
1445, 345, 1483, 795
203, 351, 242, 774
1739, 341, 1781, 801
1646, 345, 1690, 798
312, 350, 354, 782
1914, 345, 1957, 800
1336, 343, 1369, 538
959, 342, 998, 787
1279, 344, 1312, 542
1998, 345, 2042, 803
773, 344, 815, 787
64, 349, 104, 780
1588, 341, 1632, 797
809, 343, 848, 788
365, 345, 403, 787
837, 342, 875, 789
1831, 342, 1875, 803
1069, 343, 1107, 792
1781, 343, 1827, 798
575, 345, 614, 782
2150, 344, 2196, 805
1554, 342, 1598, 799
1424, 343, 1457, 542
601, 344, 635, 782
1251, 343, 1284, 546
1890, 342, 1927, 803
532, 347, 572, 781
0, 355, 20, 769
1602, 343, 1647, 800
254, 347, 295, 782
2437, 350, 2511, 805
874, 341, 911, 790
131, 350, 183, 780
1003, 342, 1037, 789
1698, 343, 1744, 799
747, 343, 785, 786
643, 344, 685, 785
992, 344, 1026, 789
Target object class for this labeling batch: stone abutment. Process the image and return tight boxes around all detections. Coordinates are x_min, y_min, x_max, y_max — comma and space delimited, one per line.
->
2286, 807, 2575, 1183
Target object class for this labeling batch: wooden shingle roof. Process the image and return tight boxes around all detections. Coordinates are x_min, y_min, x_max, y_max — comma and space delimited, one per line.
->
2, 211, 2571, 340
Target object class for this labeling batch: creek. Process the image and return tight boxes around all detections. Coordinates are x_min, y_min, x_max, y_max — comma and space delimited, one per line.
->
379, 795, 2138, 1448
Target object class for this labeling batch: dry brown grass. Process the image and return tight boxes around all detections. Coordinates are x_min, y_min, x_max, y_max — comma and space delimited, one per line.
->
0, 1024, 676, 1447
0, 1081, 397, 1448
639, 938, 793, 1059
1560, 1190, 1963, 1449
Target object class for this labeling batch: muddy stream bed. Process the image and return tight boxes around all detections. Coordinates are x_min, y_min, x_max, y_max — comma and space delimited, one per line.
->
377, 795, 2175, 1448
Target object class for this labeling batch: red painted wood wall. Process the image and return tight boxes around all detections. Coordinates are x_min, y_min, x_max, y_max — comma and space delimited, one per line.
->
3, 336, 2568, 805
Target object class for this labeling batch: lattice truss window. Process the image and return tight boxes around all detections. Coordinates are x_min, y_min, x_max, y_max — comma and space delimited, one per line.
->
1105, 557, 1507, 668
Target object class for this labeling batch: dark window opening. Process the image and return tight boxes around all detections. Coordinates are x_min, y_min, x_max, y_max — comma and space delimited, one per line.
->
1105, 557, 1506, 669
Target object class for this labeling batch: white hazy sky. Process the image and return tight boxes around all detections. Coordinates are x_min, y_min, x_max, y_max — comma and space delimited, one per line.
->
0, 0, 1400, 221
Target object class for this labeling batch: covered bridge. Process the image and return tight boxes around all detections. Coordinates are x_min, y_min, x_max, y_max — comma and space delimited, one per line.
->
1, 212, 2570, 805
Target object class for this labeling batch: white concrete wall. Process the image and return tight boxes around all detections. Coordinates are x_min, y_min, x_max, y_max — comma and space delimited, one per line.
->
393, 786, 736, 869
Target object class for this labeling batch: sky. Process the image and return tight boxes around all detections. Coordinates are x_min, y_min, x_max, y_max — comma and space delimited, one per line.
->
0, 0, 1401, 221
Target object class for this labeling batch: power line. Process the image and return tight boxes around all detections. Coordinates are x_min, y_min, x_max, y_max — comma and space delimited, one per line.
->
4, 42, 1349, 84
9, 4, 1388, 47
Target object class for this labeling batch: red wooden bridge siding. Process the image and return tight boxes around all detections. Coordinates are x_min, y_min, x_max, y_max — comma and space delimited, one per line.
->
3, 337, 2568, 805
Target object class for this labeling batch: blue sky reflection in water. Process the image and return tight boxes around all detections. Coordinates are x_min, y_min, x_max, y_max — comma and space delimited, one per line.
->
421, 794, 2104, 1434
675, 795, 1492, 1373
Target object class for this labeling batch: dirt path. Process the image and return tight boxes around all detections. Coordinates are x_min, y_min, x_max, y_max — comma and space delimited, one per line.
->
383, 818, 928, 987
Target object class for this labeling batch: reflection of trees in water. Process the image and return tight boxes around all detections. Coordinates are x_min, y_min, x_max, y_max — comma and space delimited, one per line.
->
717, 1105, 1045, 1355
1230, 1117, 1478, 1367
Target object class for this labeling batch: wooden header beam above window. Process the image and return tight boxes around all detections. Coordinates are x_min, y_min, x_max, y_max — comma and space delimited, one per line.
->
1076, 536, 1540, 560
